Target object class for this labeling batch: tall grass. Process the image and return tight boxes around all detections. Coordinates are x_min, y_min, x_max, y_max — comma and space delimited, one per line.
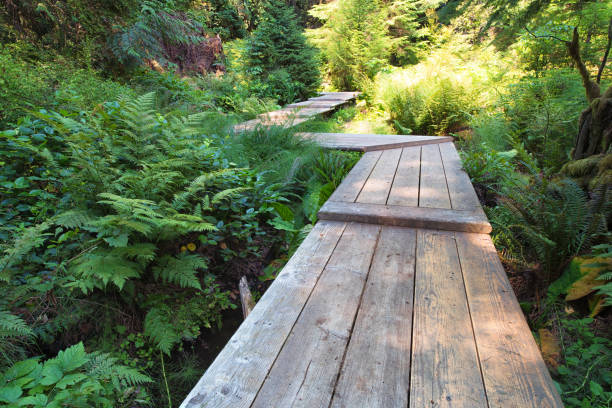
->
373, 40, 519, 136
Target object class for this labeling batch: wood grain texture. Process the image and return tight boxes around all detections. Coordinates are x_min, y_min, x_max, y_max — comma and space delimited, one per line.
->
259, 107, 333, 119
419, 144, 451, 209
180, 221, 346, 408
330, 226, 416, 408
357, 148, 402, 204
328, 151, 382, 203
298, 133, 453, 152
318, 201, 492, 233
438, 142, 483, 212
387, 146, 421, 207
456, 232, 564, 408
286, 100, 347, 109
252, 222, 381, 408
410, 229, 487, 408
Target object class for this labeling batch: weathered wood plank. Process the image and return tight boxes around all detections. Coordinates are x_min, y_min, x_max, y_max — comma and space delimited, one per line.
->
328, 150, 382, 203
309, 92, 359, 102
330, 226, 416, 408
252, 222, 381, 408
357, 148, 402, 204
259, 107, 334, 120
180, 221, 347, 408
439, 142, 483, 211
298, 133, 453, 152
410, 229, 487, 408
286, 100, 348, 109
456, 232, 564, 408
387, 146, 421, 207
318, 201, 492, 233
419, 144, 451, 209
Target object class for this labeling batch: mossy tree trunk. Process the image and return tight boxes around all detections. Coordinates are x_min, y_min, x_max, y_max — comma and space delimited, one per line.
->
568, 21, 612, 160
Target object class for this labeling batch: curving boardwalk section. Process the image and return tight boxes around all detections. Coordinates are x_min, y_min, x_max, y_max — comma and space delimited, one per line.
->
182, 93, 562, 408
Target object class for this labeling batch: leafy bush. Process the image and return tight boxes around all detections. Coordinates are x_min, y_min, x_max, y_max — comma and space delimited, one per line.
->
0, 93, 287, 357
374, 42, 509, 135
488, 175, 609, 281
244, 0, 320, 104
553, 318, 612, 408
0, 47, 132, 126
318, 0, 389, 91
460, 145, 517, 190
500, 69, 586, 170
0, 342, 151, 407
190, 0, 247, 40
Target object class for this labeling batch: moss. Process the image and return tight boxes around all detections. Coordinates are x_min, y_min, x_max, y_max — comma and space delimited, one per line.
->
560, 153, 612, 190
596, 153, 612, 173
560, 155, 602, 177
589, 169, 612, 190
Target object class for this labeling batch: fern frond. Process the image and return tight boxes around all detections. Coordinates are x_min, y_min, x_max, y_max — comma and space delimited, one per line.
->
53, 210, 96, 229
87, 352, 152, 386
0, 222, 51, 279
68, 251, 142, 293
152, 254, 206, 290
111, 243, 157, 263
211, 187, 251, 204
0, 310, 34, 339
144, 307, 181, 354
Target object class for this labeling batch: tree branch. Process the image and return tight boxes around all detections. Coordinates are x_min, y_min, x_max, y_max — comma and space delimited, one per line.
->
524, 25, 568, 43
567, 26, 601, 102
596, 17, 612, 84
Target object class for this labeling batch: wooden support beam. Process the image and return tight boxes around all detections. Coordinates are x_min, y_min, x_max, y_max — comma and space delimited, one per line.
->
318, 201, 491, 233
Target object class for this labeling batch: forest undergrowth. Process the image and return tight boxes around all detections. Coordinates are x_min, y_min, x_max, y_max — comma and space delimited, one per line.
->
1, 0, 611, 406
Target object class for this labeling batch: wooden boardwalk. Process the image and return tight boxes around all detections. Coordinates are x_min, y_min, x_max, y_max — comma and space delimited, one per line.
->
182, 93, 562, 408
231, 92, 358, 133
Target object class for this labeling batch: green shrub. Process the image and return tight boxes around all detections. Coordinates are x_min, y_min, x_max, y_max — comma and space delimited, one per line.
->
108, 0, 204, 70
488, 175, 609, 281
553, 318, 612, 408
0, 47, 132, 126
460, 145, 517, 189
0, 342, 151, 407
379, 73, 476, 135
0, 93, 285, 357
244, 0, 320, 104
500, 69, 586, 170
321, 0, 389, 90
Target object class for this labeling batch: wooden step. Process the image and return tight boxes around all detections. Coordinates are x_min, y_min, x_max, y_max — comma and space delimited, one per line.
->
318, 201, 491, 233
299, 132, 453, 151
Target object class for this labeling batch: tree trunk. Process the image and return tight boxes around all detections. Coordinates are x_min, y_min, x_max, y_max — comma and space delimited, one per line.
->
567, 23, 612, 159
574, 85, 612, 159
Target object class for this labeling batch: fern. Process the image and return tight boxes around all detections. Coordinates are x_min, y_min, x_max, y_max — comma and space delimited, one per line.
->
86, 352, 152, 388
144, 307, 181, 355
492, 173, 609, 280
68, 250, 142, 293
591, 240, 612, 307
0, 222, 51, 281
53, 210, 96, 229
1, 343, 152, 405
0, 309, 34, 369
153, 254, 206, 290
0, 310, 33, 339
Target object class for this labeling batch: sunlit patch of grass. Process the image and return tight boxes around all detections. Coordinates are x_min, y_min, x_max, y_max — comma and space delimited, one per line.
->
372, 36, 523, 135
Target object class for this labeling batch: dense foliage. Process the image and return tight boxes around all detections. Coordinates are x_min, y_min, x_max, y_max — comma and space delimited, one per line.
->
0, 0, 348, 405
1, 0, 611, 406
244, 0, 321, 103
